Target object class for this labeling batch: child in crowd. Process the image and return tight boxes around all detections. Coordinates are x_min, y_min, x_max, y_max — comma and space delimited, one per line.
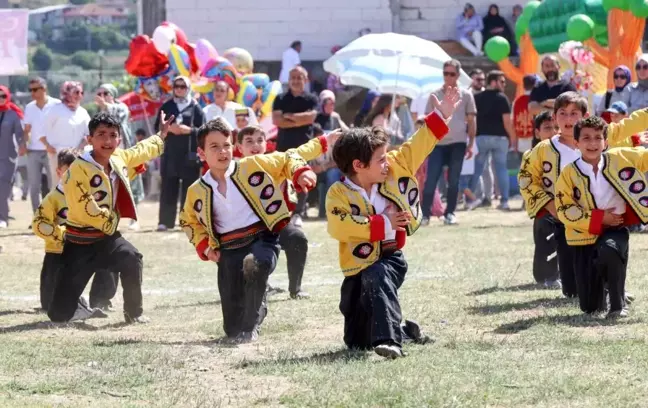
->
555, 116, 648, 318
519, 92, 648, 299
325, 89, 459, 359
179, 118, 319, 343
236, 124, 338, 299
47, 112, 174, 324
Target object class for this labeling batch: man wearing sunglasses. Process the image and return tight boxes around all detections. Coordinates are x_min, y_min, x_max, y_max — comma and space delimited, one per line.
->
627, 55, 648, 114
528, 56, 576, 116
23, 77, 60, 213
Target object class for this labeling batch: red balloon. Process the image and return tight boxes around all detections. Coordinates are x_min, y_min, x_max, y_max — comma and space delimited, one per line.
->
125, 35, 168, 78
160, 22, 197, 73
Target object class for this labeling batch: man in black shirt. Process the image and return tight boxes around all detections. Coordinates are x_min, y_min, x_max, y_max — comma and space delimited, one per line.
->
470, 70, 515, 210
272, 66, 318, 226
528, 55, 577, 115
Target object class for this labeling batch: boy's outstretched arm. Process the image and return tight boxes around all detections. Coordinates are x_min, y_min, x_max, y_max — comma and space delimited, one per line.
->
607, 108, 648, 147
118, 112, 174, 167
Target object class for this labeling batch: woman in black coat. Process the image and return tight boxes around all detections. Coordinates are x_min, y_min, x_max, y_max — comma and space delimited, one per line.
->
482, 4, 517, 56
154, 76, 206, 231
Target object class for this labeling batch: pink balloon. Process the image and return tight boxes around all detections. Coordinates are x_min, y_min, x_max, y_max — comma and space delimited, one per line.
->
195, 39, 219, 72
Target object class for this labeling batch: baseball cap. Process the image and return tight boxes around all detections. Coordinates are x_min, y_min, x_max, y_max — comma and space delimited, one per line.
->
606, 101, 628, 115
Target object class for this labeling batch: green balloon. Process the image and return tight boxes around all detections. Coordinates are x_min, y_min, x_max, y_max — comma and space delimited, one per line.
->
516, 11, 531, 33
566, 14, 595, 41
630, 0, 648, 17
523, 0, 542, 16
603, 0, 630, 11
484, 36, 511, 62
515, 20, 527, 42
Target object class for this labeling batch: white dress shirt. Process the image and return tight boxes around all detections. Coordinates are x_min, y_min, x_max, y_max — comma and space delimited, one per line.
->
575, 157, 626, 215
203, 101, 258, 130
44, 103, 90, 151
551, 135, 581, 171
202, 161, 261, 234
279, 47, 301, 84
23, 96, 60, 150
343, 177, 396, 240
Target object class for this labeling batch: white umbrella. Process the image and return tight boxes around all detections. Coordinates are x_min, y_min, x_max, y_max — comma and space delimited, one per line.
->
324, 32, 472, 99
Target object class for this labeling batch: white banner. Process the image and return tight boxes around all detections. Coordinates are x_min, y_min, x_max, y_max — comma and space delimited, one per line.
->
0, 9, 29, 76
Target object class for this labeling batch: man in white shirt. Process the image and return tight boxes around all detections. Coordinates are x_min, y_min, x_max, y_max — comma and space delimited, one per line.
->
279, 41, 302, 90
22, 77, 60, 212
203, 80, 258, 130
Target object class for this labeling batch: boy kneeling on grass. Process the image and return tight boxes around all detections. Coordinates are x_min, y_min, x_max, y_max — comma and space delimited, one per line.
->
324, 88, 460, 359
179, 118, 322, 344
555, 116, 648, 318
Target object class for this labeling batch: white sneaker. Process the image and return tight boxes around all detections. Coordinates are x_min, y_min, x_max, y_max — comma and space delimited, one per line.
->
465, 198, 482, 211
290, 214, 303, 228
443, 213, 458, 225
497, 202, 510, 211
156, 224, 168, 232
129, 220, 140, 231
0, 220, 7, 228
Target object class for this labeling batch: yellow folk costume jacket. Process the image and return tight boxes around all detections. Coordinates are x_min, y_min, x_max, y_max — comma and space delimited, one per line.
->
61, 135, 164, 244
33, 166, 146, 253
180, 136, 327, 260
325, 112, 449, 277
519, 109, 648, 218
555, 148, 648, 246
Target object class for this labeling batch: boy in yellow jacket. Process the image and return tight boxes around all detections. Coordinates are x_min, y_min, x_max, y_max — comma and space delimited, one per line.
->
236, 125, 339, 299
555, 116, 648, 318
47, 111, 174, 324
179, 118, 317, 343
519, 92, 648, 299
325, 89, 459, 359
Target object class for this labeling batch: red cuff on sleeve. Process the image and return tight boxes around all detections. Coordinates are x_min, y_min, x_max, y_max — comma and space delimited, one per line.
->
317, 135, 328, 154
395, 230, 406, 249
369, 215, 386, 242
423, 111, 449, 140
632, 134, 641, 147
196, 238, 210, 261
589, 209, 605, 235
134, 164, 147, 174
292, 166, 313, 193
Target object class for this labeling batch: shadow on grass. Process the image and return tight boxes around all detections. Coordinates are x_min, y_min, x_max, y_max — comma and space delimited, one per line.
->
471, 223, 527, 230
467, 283, 545, 296
467, 297, 573, 315
0, 320, 98, 334
494, 314, 642, 334
0, 308, 42, 317
154, 296, 292, 310
236, 348, 368, 369
94, 336, 239, 349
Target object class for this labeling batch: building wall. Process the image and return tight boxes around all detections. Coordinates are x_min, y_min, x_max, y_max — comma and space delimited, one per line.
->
166, 0, 525, 61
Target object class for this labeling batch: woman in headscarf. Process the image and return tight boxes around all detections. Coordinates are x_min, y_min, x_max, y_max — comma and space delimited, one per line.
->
0, 86, 25, 228
597, 65, 632, 117
95, 83, 144, 230
353, 90, 380, 127
623, 57, 648, 114
41, 81, 90, 186
155, 76, 206, 231
482, 4, 517, 55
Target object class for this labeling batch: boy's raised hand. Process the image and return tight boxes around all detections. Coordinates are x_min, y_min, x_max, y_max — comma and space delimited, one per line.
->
326, 128, 343, 148
159, 111, 176, 140
430, 86, 461, 121
296, 169, 318, 191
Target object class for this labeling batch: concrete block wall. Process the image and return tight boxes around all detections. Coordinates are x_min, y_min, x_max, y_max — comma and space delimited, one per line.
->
166, 0, 527, 61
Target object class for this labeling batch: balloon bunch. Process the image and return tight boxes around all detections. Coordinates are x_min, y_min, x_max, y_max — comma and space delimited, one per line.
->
124, 22, 282, 122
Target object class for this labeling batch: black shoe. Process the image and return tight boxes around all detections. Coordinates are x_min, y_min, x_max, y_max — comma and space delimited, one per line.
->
403, 320, 434, 345
267, 285, 286, 296
234, 330, 259, 344
124, 314, 150, 324
374, 343, 406, 359
606, 308, 629, 319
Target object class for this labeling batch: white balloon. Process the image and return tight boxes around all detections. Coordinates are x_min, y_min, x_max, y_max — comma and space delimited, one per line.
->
152, 25, 176, 54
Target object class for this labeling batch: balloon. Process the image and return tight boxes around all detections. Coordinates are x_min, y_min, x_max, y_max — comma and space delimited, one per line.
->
125, 35, 168, 78
136, 67, 174, 102
516, 11, 531, 34
223, 47, 254, 75
160, 21, 188, 48
240, 73, 270, 89
484, 36, 510, 62
168, 44, 191, 77
192, 77, 215, 95
515, 18, 527, 42
603, 0, 630, 11
236, 79, 259, 108
152, 25, 175, 54
566, 14, 594, 41
260, 81, 282, 119
630, 0, 648, 18
203, 57, 240, 94
523, 0, 541, 17
195, 39, 219, 72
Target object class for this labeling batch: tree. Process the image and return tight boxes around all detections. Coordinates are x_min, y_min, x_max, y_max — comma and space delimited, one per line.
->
70, 0, 91, 4
31, 45, 53, 72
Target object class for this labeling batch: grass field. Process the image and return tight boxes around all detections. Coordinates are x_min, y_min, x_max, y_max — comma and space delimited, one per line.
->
2, 198, 648, 407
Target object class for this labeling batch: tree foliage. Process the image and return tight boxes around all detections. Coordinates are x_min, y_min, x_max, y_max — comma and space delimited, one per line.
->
31, 45, 53, 71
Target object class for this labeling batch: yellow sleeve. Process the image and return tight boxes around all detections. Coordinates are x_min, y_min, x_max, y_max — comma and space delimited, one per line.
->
249, 149, 310, 188
32, 193, 64, 245
293, 135, 326, 162
555, 165, 603, 235
179, 193, 216, 261
607, 109, 648, 147
616, 147, 648, 173
115, 134, 165, 168
518, 145, 553, 217
387, 112, 449, 176
325, 183, 388, 243
63, 166, 118, 235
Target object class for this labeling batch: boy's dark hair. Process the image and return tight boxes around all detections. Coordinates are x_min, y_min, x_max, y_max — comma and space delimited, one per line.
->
333, 127, 389, 175
236, 125, 266, 144
89, 112, 121, 136
197, 118, 232, 149
486, 70, 505, 85
574, 116, 608, 141
554, 91, 588, 115
534, 110, 553, 130
135, 128, 146, 137
523, 74, 537, 91
312, 123, 324, 137
57, 148, 79, 168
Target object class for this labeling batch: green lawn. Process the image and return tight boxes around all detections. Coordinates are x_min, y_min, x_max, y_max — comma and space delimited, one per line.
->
2, 198, 648, 407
